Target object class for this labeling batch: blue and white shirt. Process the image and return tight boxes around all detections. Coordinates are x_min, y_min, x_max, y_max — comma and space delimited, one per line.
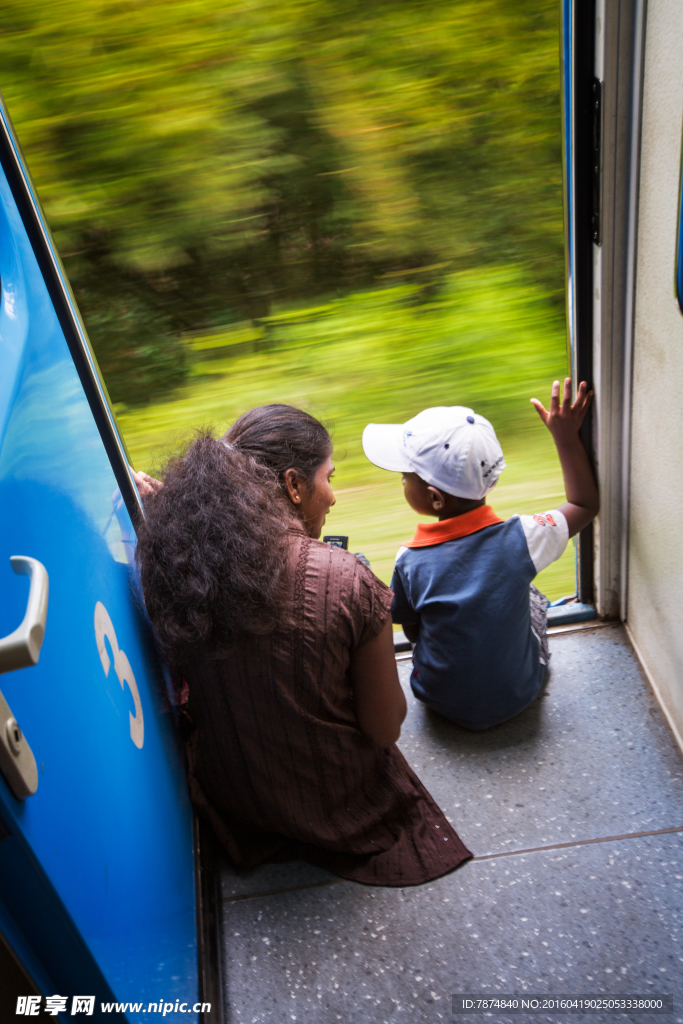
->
391, 505, 568, 730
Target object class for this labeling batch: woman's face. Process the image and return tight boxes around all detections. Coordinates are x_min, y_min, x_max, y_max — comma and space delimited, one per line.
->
299, 456, 336, 538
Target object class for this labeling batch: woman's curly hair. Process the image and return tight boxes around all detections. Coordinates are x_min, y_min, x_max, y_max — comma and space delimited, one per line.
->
135, 406, 331, 663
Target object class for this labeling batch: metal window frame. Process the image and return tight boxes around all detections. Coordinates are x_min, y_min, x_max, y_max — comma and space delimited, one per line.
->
561, 0, 646, 619
618, 0, 646, 622
676, 120, 683, 316
561, 0, 598, 608
581, 0, 646, 622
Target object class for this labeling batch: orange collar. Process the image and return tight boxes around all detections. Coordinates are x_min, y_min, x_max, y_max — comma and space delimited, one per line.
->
404, 505, 504, 548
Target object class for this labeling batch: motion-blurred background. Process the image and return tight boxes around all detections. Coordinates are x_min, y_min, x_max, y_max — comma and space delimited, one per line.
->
1, 0, 573, 593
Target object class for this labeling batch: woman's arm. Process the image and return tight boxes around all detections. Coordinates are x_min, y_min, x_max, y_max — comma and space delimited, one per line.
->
349, 617, 407, 747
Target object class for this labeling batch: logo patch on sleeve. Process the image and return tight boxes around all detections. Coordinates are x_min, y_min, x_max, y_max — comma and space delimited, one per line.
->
533, 513, 556, 527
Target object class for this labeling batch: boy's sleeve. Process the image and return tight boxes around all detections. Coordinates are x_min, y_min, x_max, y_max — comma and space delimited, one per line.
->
390, 554, 419, 626
518, 509, 569, 574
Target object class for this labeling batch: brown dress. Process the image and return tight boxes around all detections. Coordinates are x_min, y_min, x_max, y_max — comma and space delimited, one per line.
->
184, 522, 472, 886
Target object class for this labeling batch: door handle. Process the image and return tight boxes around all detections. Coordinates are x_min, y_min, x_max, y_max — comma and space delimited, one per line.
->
0, 557, 47, 799
0, 556, 49, 674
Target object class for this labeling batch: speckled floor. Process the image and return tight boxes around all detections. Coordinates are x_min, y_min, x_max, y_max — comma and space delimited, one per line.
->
218, 625, 683, 1023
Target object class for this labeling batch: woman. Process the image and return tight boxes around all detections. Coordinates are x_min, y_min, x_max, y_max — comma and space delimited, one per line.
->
136, 404, 471, 886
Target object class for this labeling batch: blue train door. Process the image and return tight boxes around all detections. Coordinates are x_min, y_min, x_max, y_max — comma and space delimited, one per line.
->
0, 100, 206, 1021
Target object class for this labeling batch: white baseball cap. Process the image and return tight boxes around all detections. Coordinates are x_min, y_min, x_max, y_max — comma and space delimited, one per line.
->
362, 406, 505, 500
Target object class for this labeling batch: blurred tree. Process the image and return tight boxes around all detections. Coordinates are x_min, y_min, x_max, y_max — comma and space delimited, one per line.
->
0, 0, 563, 404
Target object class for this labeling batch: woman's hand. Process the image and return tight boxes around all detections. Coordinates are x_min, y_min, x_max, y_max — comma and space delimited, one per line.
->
349, 618, 407, 747
132, 469, 163, 499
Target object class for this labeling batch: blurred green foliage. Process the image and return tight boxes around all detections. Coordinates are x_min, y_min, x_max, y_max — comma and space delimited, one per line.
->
1, 0, 563, 403
119, 265, 574, 597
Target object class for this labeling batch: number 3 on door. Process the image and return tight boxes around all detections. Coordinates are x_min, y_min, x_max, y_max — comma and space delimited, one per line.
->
94, 602, 144, 749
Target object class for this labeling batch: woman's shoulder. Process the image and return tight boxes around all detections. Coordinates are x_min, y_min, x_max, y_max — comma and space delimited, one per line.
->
307, 537, 374, 575
309, 537, 359, 563
283, 532, 393, 650
285, 528, 391, 601
310, 538, 392, 605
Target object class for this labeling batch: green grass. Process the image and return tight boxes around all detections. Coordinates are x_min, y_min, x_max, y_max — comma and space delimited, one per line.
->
118, 265, 575, 599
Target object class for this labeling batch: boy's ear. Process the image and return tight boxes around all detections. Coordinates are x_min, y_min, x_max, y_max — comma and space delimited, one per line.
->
426, 485, 446, 511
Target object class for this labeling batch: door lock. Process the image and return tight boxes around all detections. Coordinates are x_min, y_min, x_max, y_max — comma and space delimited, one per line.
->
0, 694, 37, 799
0, 557, 48, 799
6, 717, 22, 756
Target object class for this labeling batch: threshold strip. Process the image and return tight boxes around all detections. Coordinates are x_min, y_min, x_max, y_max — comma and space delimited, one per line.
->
472, 824, 683, 862
222, 877, 344, 904
221, 826, 683, 904
547, 619, 615, 637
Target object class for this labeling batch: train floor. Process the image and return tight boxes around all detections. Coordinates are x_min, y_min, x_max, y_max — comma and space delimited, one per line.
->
217, 624, 683, 1023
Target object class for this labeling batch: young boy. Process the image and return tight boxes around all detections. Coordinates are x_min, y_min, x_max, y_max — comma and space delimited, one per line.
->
361, 378, 598, 730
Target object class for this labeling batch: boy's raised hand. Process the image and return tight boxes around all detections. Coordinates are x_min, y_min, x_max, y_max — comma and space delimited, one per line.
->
529, 378, 598, 538
530, 377, 593, 444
